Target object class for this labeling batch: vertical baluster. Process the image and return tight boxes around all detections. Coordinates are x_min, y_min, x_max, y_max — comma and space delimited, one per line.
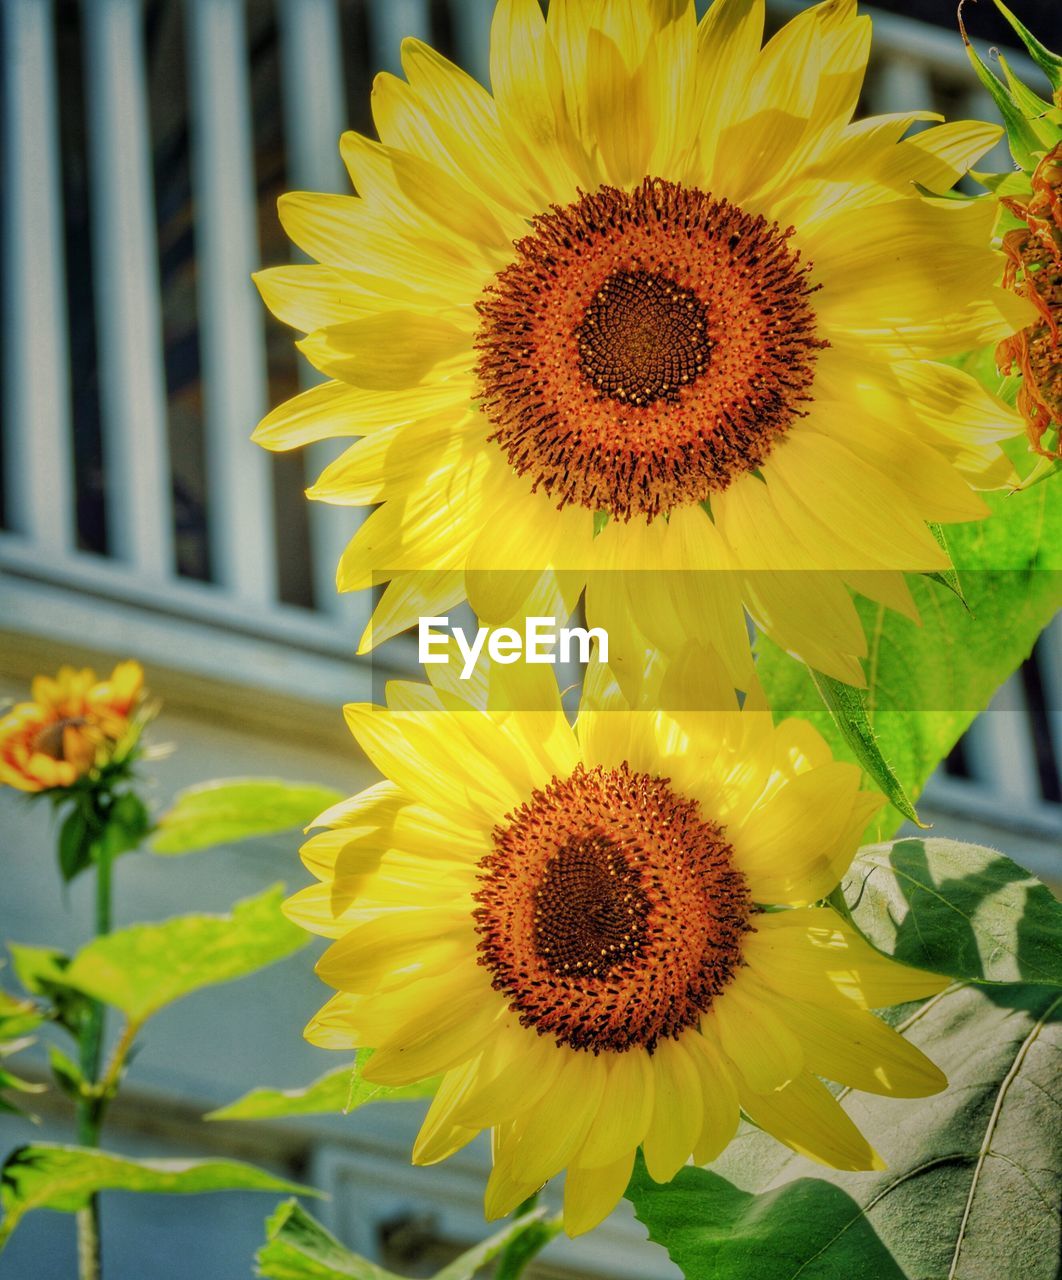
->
277, 0, 367, 639
82, 0, 173, 578
185, 0, 275, 605
962, 674, 1042, 806
0, 0, 75, 552
1036, 616, 1062, 796
448, 0, 494, 87
366, 0, 430, 77
866, 53, 936, 118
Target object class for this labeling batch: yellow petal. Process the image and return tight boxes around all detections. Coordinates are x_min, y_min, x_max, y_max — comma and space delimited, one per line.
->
366, 984, 506, 1085
564, 1149, 635, 1236
730, 761, 876, 904
253, 378, 467, 452
685, 1031, 741, 1165
744, 908, 951, 1010
784, 999, 948, 1097
577, 1048, 655, 1169
709, 976, 804, 1094
739, 1072, 884, 1170
297, 314, 469, 389
488, 0, 583, 203
506, 1049, 608, 1187
414, 1056, 484, 1164
692, 0, 766, 181
642, 1036, 703, 1182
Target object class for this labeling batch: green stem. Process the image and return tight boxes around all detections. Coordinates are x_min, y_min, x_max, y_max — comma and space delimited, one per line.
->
74, 835, 113, 1280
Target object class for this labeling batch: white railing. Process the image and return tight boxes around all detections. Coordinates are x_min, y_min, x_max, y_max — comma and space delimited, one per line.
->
0, 0, 1057, 809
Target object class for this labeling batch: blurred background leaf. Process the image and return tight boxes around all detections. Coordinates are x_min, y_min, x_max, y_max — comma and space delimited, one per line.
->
151, 780, 344, 855
208, 1051, 438, 1122
0, 1144, 312, 1251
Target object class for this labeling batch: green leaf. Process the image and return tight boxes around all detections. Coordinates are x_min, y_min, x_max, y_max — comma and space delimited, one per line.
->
992, 0, 1062, 94
434, 1211, 563, 1280
46, 1046, 83, 1101
255, 1201, 560, 1280
627, 983, 1062, 1279
6, 946, 92, 1037
997, 52, 1056, 122
151, 779, 345, 855
0, 998, 46, 1119
924, 523, 969, 609
58, 807, 92, 883
759, 484, 1062, 836
808, 671, 924, 828
962, 31, 1042, 169
257, 1199, 392, 1279
61, 885, 307, 1025
208, 1052, 438, 1122
8, 946, 69, 999
844, 837, 1062, 986
0, 1145, 311, 1252
98, 792, 152, 860
0, 989, 44, 1042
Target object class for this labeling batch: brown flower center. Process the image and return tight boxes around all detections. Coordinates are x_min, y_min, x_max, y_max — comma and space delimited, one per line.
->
473, 762, 752, 1053
31, 717, 87, 761
576, 269, 711, 406
475, 177, 826, 521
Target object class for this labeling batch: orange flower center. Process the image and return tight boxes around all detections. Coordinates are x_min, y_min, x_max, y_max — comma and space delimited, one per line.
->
473, 762, 751, 1053
475, 177, 826, 521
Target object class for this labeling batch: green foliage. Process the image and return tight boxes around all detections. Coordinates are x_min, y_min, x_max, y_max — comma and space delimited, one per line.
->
627, 983, 1062, 1279
0, 988, 45, 1117
991, 0, 1062, 96
255, 1201, 561, 1280
60, 885, 307, 1025
0, 1145, 310, 1252
760, 483, 1062, 835
962, 23, 1046, 169
807, 672, 924, 828
208, 1051, 438, 1122
57, 791, 152, 883
844, 838, 1062, 987
151, 779, 345, 855
7, 946, 92, 1039
0, 987, 44, 1043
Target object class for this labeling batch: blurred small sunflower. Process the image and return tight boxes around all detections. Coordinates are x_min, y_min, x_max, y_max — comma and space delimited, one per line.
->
286, 662, 948, 1235
0, 661, 144, 794
256, 0, 1030, 685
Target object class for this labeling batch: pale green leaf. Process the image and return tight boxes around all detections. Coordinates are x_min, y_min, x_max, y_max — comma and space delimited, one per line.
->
0, 989, 44, 1042
962, 31, 1041, 169
61, 885, 307, 1024
256, 1200, 392, 1279
844, 837, 1062, 986
255, 1201, 560, 1280
992, 0, 1062, 94
208, 1052, 438, 1122
924, 523, 968, 609
628, 983, 1062, 1279
435, 1211, 563, 1280
809, 671, 924, 828
0, 1145, 311, 1252
151, 779, 344, 855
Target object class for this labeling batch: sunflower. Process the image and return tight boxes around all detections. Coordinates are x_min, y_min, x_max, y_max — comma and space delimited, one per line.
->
286, 660, 949, 1235
0, 662, 144, 793
255, 0, 1030, 685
